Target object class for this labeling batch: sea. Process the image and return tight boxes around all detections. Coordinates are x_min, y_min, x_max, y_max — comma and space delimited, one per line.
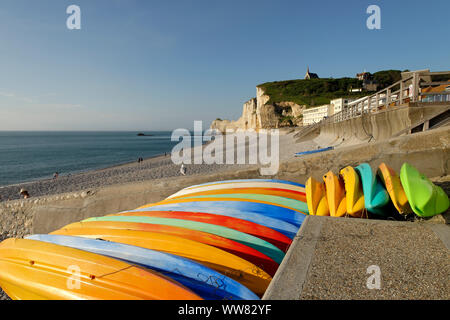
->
0, 131, 195, 187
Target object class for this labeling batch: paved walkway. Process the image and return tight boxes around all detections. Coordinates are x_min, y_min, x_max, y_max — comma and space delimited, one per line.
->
263, 216, 450, 300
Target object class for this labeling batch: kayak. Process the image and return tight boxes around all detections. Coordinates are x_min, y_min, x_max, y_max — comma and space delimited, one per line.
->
82, 215, 285, 265
305, 177, 329, 216
50, 228, 272, 296
295, 146, 333, 157
111, 211, 292, 252
339, 166, 365, 217
129, 204, 299, 239
167, 187, 306, 202
184, 179, 305, 189
169, 182, 306, 199
25, 234, 259, 300
355, 163, 390, 216
0, 238, 201, 300
58, 220, 278, 276
323, 171, 347, 217
377, 163, 412, 215
168, 193, 309, 214
400, 163, 449, 217
138, 200, 305, 228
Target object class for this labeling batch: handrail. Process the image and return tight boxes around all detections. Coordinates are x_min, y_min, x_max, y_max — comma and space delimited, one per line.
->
319, 70, 450, 125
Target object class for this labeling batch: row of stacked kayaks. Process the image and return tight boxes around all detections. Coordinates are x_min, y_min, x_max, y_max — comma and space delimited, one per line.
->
0, 163, 448, 300
306, 162, 449, 218
0, 179, 309, 300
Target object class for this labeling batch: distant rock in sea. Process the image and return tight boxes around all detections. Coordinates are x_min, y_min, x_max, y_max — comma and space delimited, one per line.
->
137, 133, 153, 136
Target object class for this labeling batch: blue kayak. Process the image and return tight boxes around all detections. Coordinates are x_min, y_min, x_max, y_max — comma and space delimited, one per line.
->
139, 200, 305, 228
185, 179, 305, 188
295, 146, 333, 157
25, 234, 259, 300
130, 204, 299, 239
355, 163, 390, 216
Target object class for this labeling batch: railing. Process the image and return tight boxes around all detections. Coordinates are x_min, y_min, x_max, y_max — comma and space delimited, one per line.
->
321, 71, 450, 125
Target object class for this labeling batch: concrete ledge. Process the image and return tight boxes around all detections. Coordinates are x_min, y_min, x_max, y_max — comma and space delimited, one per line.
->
263, 216, 324, 300
264, 216, 450, 300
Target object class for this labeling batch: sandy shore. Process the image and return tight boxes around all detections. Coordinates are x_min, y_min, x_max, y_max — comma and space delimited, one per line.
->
0, 131, 302, 203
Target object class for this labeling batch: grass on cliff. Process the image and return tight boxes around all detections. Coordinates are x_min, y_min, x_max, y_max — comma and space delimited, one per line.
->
257, 70, 403, 108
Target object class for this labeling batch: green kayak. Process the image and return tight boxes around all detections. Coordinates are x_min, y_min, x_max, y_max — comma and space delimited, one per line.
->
400, 163, 449, 217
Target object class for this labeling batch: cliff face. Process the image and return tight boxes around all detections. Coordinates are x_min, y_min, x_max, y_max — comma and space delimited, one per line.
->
211, 87, 305, 132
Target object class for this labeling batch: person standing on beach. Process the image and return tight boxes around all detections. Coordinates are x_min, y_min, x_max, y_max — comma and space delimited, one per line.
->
53, 172, 59, 180
19, 188, 30, 199
180, 164, 186, 176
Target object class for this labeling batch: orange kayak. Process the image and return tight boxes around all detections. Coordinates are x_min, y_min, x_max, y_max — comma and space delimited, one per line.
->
110, 211, 292, 253
323, 171, 347, 217
57, 220, 279, 277
377, 163, 412, 215
0, 238, 201, 300
51, 227, 272, 296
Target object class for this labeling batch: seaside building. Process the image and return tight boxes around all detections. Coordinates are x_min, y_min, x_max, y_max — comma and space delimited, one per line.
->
304, 67, 319, 80
355, 71, 378, 92
302, 104, 332, 125
330, 98, 356, 113
302, 98, 357, 125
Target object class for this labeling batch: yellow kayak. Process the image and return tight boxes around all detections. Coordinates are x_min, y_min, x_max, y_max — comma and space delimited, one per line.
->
0, 238, 201, 300
377, 163, 412, 215
306, 177, 329, 216
323, 171, 347, 217
339, 166, 365, 217
51, 227, 271, 296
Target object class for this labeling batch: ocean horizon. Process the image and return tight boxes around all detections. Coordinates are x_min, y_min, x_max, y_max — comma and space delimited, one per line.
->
0, 131, 192, 187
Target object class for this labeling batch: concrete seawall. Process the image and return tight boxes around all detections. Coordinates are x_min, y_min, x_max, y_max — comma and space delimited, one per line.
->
298, 104, 449, 147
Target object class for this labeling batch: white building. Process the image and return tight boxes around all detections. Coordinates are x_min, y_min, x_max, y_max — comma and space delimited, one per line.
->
303, 98, 357, 125
302, 104, 332, 125
330, 98, 356, 113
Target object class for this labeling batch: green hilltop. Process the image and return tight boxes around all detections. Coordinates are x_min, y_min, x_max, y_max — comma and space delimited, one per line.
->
257, 70, 403, 108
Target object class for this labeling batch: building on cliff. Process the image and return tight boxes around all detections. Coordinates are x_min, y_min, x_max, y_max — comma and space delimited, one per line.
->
304, 67, 319, 80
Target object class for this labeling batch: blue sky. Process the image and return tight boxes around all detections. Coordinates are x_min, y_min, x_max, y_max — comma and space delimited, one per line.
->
0, 0, 449, 131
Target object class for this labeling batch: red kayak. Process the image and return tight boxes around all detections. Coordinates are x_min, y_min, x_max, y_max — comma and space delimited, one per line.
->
112, 210, 292, 253
59, 220, 279, 277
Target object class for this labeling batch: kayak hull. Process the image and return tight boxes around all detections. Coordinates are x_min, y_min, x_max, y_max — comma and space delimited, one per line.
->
377, 163, 412, 215
355, 163, 390, 216
339, 166, 364, 217
323, 171, 346, 217
25, 234, 258, 300
400, 163, 449, 217
112, 210, 292, 252
0, 238, 201, 300
306, 177, 329, 216
50, 227, 272, 296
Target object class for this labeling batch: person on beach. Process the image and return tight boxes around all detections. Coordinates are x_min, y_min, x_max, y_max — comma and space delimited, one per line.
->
180, 164, 186, 176
53, 172, 59, 180
19, 188, 30, 199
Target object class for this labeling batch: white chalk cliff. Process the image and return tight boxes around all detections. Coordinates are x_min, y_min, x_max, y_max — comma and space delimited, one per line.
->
211, 87, 304, 132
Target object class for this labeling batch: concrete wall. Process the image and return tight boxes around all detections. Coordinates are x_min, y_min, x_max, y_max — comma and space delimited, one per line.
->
300, 104, 449, 147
